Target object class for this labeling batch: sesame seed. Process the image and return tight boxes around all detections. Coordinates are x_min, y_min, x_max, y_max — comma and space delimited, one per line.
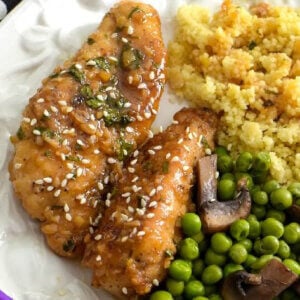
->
50, 106, 58, 113
76, 139, 85, 146
166, 153, 171, 159
128, 206, 134, 213
124, 102, 131, 108
121, 37, 129, 43
67, 163, 74, 169
131, 176, 139, 183
130, 159, 138, 165
178, 138, 183, 144
111, 32, 118, 38
58, 100, 67, 106
128, 167, 135, 173
171, 156, 180, 162
94, 234, 102, 241
121, 214, 129, 222
215, 171, 219, 179
34, 179, 44, 185
136, 208, 145, 216
94, 149, 100, 154
183, 145, 190, 152
108, 56, 118, 62
152, 108, 157, 115
75, 63, 82, 69
153, 145, 162, 150
80, 197, 87, 205
128, 76, 133, 84
126, 126, 134, 133
132, 185, 141, 192
172, 120, 179, 125
54, 189, 61, 197
140, 198, 147, 208
121, 191, 131, 198
157, 185, 163, 191
86, 60, 96, 66
33, 129, 41, 136
149, 201, 158, 208
137, 115, 143, 121
96, 255, 102, 261
186, 126, 190, 133
64, 203, 70, 212
62, 139, 68, 146
148, 149, 155, 155
90, 114, 95, 121
105, 199, 111, 207
159, 126, 163, 133
148, 130, 154, 138
98, 182, 104, 190
14, 163, 22, 169
144, 111, 151, 119
149, 71, 155, 80
127, 25, 134, 35
61, 178, 68, 188
205, 148, 212, 155
66, 173, 74, 179
23, 117, 30, 123
60, 153, 66, 161
77, 168, 83, 177
82, 159, 90, 164
137, 231, 146, 237
183, 166, 190, 171
37, 98, 45, 103
47, 186, 54, 191
89, 227, 94, 234
122, 287, 128, 295
104, 176, 110, 184
149, 188, 156, 197
121, 236, 129, 242
138, 83, 147, 89
137, 104, 141, 112
153, 279, 159, 286
188, 133, 194, 140
30, 118, 37, 126
126, 197, 131, 204
43, 177, 52, 183
133, 150, 139, 158
93, 200, 98, 208
65, 213, 72, 221
131, 227, 138, 236
88, 124, 96, 131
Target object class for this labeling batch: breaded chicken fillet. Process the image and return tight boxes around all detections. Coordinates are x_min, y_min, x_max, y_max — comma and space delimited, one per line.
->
82, 108, 217, 298
9, 1, 166, 257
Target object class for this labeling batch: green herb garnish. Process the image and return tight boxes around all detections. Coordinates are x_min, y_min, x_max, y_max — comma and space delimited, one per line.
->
162, 161, 169, 174
94, 57, 111, 70
17, 127, 25, 140
44, 150, 52, 157
66, 155, 81, 162
116, 138, 133, 160
87, 37, 95, 45
80, 84, 93, 98
128, 6, 142, 18
63, 239, 75, 252
68, 64, 85, 84
86, 98, 103, 109
121, 46, 144, 70
49, 72, 59, 79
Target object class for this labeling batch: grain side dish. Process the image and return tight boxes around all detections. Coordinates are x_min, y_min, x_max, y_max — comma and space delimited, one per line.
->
168, 0, 300, 183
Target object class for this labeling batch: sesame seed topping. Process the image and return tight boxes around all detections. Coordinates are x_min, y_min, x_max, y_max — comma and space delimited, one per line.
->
127, 25, 134, 35
132, 185, 141, 192
121, 37, 129, 43
80, 197, 87, 205
60, 153, 66, 161
124, 102, 131, 108
75, 63, 82, 69
137, 231, 146, 237
67, 163, 74, 169
14, 163, 22, 169
64, 203, 70, 212
89, 227, 94, 234
188, 133, 194, 140
65, 213, 72, 221
205, 148, 212, 155
171, 156, 180, 162
186, 126, 190, 133
30, 118, 37, 126
133, 150, 139, 158
137, 115, 143, 121
144, 111, 151, 119
131, 176, 139, 183
50, 106, 58, 113
122, 192, 131, 198
159, 126, 163, 133
104, 176, 110, 184
126, 197, 131, 204
157, 185, 163, 191
130, 159, 138, 165
215, 171, 219, 179
77, 168, 83, 177
121, 236, 129, 243
54, 189, 61, 197
58, 100, 67, 106
93, 200, 98, 208
66, 173, 74, 179
43, 177, 52, 183
47, 186, 54, 191
88, 124, 96, 131
148, 149, 155, 155
23, 117, 30, 123
172, 120, 179, 125
148, 130, 154, 138
96, 255, 102, 261
149, 71, 155, 80
128, 206, 134, 213
178, 138, 183, 144
105, 199, 111, 207
128, 76, 133, 84
138, 83, 147, 89
82, 159, 90, 164
122, 287, 128, 295
153, 145, 162, 150
94, 149, 100, 154
33, 129, 41, 136
111, 32, 118, 38
61, 178, 68, 188
86, 60, 96, 66
126, 126, 134, 133
37, 98, 45, 103
62, 139, 68, 146
140, 198, 147, 208
183, 145, 190, 152
153, 279, 159, 286
98, 182, 104, 190
94, 234, 102, 241
152, 108, 158, 115
76, 139, 85, 146
183, 166, 190, 171
166, 153, 171, 159
108, 56, 118, 62
34, 179, 44, 185
128, 167, 135, 173
136, 208, 145, 216
149, 188, 156, 197
149, 201, 158, 208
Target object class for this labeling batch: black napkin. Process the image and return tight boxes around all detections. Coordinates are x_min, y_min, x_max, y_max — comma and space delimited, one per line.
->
0, 0, 21, 20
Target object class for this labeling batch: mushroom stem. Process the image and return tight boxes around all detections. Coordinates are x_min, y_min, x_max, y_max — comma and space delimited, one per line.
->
197, 155, 251, 234
222, 259, 298, 300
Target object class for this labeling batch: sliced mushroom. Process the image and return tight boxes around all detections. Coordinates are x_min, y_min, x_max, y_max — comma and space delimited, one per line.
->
197, 155, 251, 234
222, 259, 298, 300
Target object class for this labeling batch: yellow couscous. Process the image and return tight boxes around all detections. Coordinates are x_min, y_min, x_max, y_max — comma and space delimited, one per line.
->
168, 0, 300, 183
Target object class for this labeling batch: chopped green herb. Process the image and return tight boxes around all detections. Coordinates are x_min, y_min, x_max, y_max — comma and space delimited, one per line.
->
116, 138, 133, 160
80, 84, 93, 98
128, 6, 142, 18
162, 161, 169, 174
143, 160, 152, 171
51, 205, 63, 210
87, 37, 95, 45
68, 64, 85, 84
111, 187, 119, 198
49, 72, 59, 79
17, 127, 25, 140
66, 155, 81, 162
63, 239, 75, 252
44, 150, 52, 157
86, 98, 103, 109
94, 57, 111, 70
75, 143, 83, 151
103, 108, 132, 127
42, 129, 55, 139
248, 41, 257, 50
165, 249, 174, 258
121, 46, 144, 70
201, 136, 209, 148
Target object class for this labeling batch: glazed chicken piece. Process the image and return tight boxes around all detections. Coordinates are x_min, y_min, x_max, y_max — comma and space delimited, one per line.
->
9, 1, 166, 257
82, 108, 217, 299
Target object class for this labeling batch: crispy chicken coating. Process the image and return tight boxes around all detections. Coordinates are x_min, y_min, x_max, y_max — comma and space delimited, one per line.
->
9, 1, 166, 257
82, 108, 217, 299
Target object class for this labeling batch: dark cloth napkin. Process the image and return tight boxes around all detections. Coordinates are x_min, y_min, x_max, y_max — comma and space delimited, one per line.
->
0, 0, 21, 20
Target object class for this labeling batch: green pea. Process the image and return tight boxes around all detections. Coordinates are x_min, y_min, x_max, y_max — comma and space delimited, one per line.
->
180, 238, 199, 260
215, 146, 228, 157
244, 254, 257, 268
252, 152, 271, 172
229, 243, 248, 264
192, 259, 205, 277
230, 219, 250, 241
208, 295, 222, 300
166, 279, 184, 296
150, 291, 173, 300
251, 254, 274, 270
217, 155, 233, 174
235, 152, 253, 172
223, 263, 244, 277
235, 173, 254, 190
277, 240, 291, 259
265, 209, 286, 223
250, 185, 261, 196
283, 258, 300, 275
204, 285, 217, 296
239, 239, 253, 252
251, 204, 266, 220
221, 173, 235, 181
204, 248, 227, 266
169, 259, 192, 282
191, 231, 205, 243
252, 190, 268, 205
246, 214, 257, 222
201, 265, 223, 285
192, 297, 208, 300
184, 280, 205, 299
217, 179, 236, 201
263, 180, 280, 194
181, 213, 202, 236
258, 236, 279, 255
210, 233, 232, 254
261, 218, 284, 238
287, 182, 300, 198
248, 218, 261, 239
270, 188, 293, 210
283, 222, 300, 244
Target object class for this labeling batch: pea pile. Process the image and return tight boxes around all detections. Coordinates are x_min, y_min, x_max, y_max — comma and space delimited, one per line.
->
149, 149, 300, 300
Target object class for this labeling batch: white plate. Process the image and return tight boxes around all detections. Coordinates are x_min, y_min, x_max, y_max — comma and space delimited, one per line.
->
0, 0, 297, 299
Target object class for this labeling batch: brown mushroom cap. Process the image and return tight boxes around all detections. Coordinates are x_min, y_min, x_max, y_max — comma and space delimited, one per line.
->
222, 259, 298, 300
197, 155, 251, 234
